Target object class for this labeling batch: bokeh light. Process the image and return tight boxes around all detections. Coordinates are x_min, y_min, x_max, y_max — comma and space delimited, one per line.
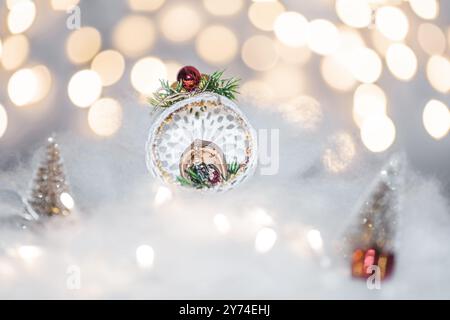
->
60, 192, 75, 210
371, 29, 392, 57
0, 104, 7, 139
66, 27, 102, 64
276, 42, 311, 65
196, 25, 238, 65
68, 70, 102, 108
422, 99, 450, 140
1, 35, 29, 70
164, 60, 182, 82
360, 115, 396, 152
241, 80, 275, 106
385, 43, 417, 81
17, 246, 42, 264
418, 23, 446, 55
88, 98, 123, 137
30, 65, 52, 104
280, 96, 323, 131
353, 83, 387, 127
322, 132, 356, 173
51, 0, 80, 10
241, 35, 278, 71
349, 47, 382, 83
375, 6, 409, 41
7, 0, 36, 34
113, 15, 155, 57
273, 11, 309, 47
426, 55, 450, 93
321, 55, 356, 92
409, 0, 439, 20
131, 57, 167, 95
0, 38, 2, 60
8, 68, 38, 107
262, 64, 304, 99
336, 0, 372, 28
128, 0, 165, 12
203, 0, 243, 16
306, 229, 323, 252
213, 214, 231, 234
255, 227, 277, 253
160, 5, 201, 43
154, 186, 172, 206
307, 19, 340, 56
248, 1, 285, 31
91, 50, 125, 86
136, 245, 154, 269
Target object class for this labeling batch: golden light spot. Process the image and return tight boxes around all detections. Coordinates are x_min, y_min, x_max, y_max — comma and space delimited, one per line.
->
0, 104, 7, 139
276, 42, 311, 65
360, 115, 396, 153
68, 70, 102, 108
336, 0, 372, 28
241, 35, 278, 71
422, 99, 450, 140
66, 27, 102, 64
375, 6, 409, 41
320, 56, 356, 92
30, 65, 52, 104
322, 132, 355, 173
385, 43, 417, 81
196, 25, 238, 65
307, 19, 340, 56
50, 0, 80, 10
203, 0, 243, 16
273, 11, 309, 47
1, 35, 29, 71
91, 50, 125, 86
349, 47, 382, 83
128, 0, 165, 12
426, 55, 450, 93
88, 98, 123, 137
353, 83, 387, 127
280, 96, 323, 132
113, 15, 155, 57
8, 68, 38, 107
160, 6, 201, 43
7, 0, 36, 34
418, 23, 446, 55
409, 0, 439, 20
131, 57, 167, 95
248, 1, 285, 31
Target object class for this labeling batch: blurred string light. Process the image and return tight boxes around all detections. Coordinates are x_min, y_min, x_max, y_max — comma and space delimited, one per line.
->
136, 245, 154, 269
154, 186, 172, 206
213, 214, 231, 234
0, 104, 7, 139
91, 50, 125, 86
255, 227, 277, 253
322, 132, 356, 173
131, 57, 167, 95
196, 25, 238, 64
335, 0, 372, 28
1, 35, 29, 70
50, 0, 80, 11
88, 98, 123, 137
422, 99, 450, 140
426, 55, 450, 93
113, 15, 155, 57
203, 0, 243, 16
248, 0, 285, 31
353, 83, 387, 127
349, 47, 382, 83
280, 96, 323, 132
7, 0, 36, 34
375, 6, 409, 41
418, 23, 446, 55
68, 70, 102, 108
273, 11, 309, 47
7, 66, 51, 107
160, 5, 201, 43
128, 0, 165, 12
66, 27, 102, 65
360, 115, 396, 152
307, 19, 340, 56
385, 43, 417, 81
241, 35, 278, 71
409, 0, 439, 20
276, 42, 311, 65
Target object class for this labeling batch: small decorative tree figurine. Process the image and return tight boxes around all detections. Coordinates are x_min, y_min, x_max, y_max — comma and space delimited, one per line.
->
28, 136, 74, 218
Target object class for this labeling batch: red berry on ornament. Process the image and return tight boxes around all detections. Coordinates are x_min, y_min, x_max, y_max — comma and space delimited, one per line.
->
177, 66, 201, 91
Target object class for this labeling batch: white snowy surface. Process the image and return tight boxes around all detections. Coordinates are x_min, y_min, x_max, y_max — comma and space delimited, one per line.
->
1, 101, 449, 300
